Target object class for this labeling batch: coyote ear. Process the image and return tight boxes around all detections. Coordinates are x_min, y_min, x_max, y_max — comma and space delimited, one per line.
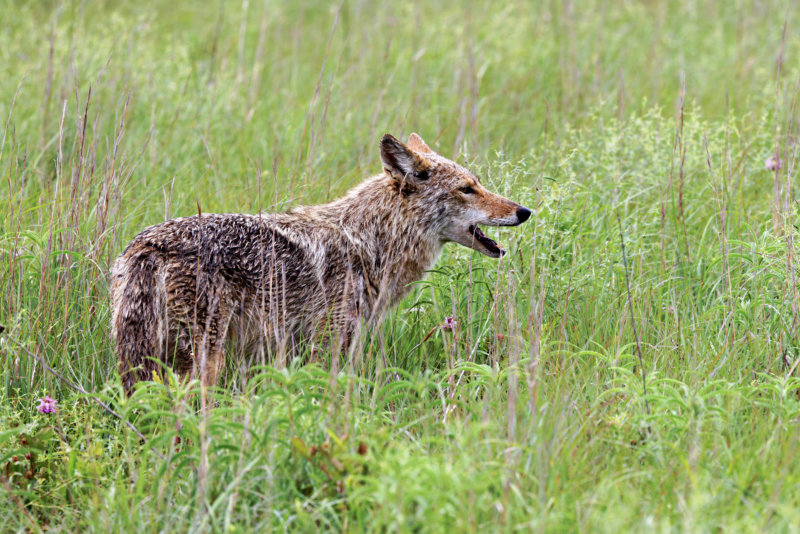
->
380, 134, 425, 180
407, 133, 433, 154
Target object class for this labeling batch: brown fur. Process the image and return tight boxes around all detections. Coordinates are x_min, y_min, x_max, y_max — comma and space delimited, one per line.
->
111, 133, 531, 393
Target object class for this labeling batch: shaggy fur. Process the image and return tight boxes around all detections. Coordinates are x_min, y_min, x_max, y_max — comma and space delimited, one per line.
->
111, 133, 531, 393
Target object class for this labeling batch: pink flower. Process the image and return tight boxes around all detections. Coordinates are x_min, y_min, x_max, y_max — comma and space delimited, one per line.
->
36, 396, 57, 414
441, 316, 457, 332
766, 155, 782, 171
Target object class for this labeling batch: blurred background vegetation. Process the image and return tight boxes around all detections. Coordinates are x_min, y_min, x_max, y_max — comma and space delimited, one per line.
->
1, 0, 796, 212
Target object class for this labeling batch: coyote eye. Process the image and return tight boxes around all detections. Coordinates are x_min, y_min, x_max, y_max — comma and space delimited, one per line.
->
459, 186, 476, 194
414, 170, 429, 180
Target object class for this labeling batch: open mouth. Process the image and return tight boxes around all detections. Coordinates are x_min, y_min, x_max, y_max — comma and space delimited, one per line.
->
468, 225, 505, 256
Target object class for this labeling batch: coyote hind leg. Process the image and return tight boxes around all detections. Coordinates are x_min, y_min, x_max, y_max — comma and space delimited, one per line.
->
202, 343, 228, 389
168, 318, 231, 388
192, 303, 234, 389
166, 320, 195, 385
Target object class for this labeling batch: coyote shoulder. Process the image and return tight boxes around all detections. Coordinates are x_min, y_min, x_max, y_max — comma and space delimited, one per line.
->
111, 133, 531, 392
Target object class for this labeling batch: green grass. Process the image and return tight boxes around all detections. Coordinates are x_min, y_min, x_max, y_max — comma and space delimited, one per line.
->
2, 0, 800, 531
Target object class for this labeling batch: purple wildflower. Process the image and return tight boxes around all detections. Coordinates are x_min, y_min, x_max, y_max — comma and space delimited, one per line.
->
766, 155, 782, 171
36, 396, 57, 414
441, 316, 457, 332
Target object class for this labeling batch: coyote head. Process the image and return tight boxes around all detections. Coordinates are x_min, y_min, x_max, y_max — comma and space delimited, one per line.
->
380, 133, 531, 258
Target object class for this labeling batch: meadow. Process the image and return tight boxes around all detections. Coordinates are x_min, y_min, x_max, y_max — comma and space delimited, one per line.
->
2, 0, 800, 531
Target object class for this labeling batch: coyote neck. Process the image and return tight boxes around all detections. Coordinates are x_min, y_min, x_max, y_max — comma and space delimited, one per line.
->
310, 174, 442, 305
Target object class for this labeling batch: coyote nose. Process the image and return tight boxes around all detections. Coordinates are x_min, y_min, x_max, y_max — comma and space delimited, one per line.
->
516, 206, 532, 223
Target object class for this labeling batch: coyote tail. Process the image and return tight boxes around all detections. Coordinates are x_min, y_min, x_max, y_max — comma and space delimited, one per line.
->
114, 251, 165, 394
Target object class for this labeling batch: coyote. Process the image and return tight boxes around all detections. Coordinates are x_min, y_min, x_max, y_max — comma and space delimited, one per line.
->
111, 133, 531, 392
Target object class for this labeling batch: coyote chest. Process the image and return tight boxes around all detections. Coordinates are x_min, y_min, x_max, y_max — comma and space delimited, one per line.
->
111, 133, 530, 393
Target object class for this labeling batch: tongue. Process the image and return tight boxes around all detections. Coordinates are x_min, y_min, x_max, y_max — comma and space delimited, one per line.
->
469, 225, 503, 254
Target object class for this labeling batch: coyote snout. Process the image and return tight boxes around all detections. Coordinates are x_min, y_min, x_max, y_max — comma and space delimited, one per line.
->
111, 133, 531, 393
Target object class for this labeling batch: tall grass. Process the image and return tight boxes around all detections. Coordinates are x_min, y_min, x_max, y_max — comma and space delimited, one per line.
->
2, 0, 800, 531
